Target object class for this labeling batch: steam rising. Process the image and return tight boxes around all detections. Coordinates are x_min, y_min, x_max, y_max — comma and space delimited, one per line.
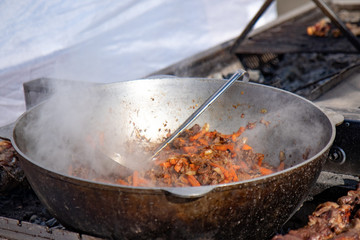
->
22, 81, 124, 177
19, 79, 333, 182
240, 98, 331, 167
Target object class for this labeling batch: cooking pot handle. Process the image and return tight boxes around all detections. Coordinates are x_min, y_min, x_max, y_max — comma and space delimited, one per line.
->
162, 185, 215, 198
0, 122, 15, 141
321, 107, 344, 126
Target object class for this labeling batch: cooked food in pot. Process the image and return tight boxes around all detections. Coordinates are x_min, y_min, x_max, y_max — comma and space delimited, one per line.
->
69, 123, 285, 187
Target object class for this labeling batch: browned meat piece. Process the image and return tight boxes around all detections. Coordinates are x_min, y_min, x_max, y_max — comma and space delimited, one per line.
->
273, 184, 360, 240
332, 218, 360, 240
0, 140, 25, 192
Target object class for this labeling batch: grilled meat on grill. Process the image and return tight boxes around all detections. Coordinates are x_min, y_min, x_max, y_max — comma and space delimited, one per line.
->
273, 184, 360, 240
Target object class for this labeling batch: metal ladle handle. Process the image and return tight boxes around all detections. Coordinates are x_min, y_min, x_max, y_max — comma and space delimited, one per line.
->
151, 69, 249, 159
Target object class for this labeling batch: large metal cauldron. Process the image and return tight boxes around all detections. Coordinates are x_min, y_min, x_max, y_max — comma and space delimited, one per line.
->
0, 77, 336, 239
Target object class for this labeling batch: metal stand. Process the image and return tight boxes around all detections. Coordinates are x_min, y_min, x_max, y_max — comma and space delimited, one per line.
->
230, 0, 360, 53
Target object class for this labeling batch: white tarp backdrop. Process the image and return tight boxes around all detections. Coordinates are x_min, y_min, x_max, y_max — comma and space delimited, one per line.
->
0, 0, 276, 126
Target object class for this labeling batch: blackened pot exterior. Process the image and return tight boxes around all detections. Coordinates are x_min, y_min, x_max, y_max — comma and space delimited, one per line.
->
17, 149, 327, 239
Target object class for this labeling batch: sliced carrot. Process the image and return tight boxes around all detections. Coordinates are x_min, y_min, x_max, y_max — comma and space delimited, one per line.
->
205, 131, 217, 138
169, 158, 177, 165
242, 144, 252, 151
210, 162, 230, 179
187, 175, 201, 186
220, 179, 230, 184
234, 126, 246, 138
277, 161, 285, 171
132, 171, 139, 186
257, 154, 265, 166
180, 175, 189, 185
228, 167, 239, 182
182, 146, 198, 154
137, 177, 149, 186
213, 144, 234, 152
259, 167, 274, 175
181, 158, 189, 165
116, 179, 129, 185
221, 127, 245, 141
221, 133, 233, 139
174, 162, 182, 172
161, 161, 171, 168
232, 164, 242, 170
189, 164, 199, 171
189, 130, 206, 141
176, 138, 186, 145
198, 138, 209, 146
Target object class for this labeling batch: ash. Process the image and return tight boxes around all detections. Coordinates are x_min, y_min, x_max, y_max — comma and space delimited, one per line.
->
0, 180, 64, 229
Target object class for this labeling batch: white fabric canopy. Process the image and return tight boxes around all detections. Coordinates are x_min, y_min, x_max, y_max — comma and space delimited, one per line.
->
0, 0, 276, 126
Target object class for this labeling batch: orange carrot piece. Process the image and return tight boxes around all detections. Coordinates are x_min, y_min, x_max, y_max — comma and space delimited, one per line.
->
161, 161, 171, 168
137, 177, 149, 186
198, 138, 209, 146
210, 162, 230, 179
277, 161, 285, 171
187, 175, 201, 186
182, 146, 198, 154
259, 167, 274, 175
205, 131, 217, 138
116, 179, 129, 185
242, 144, 252, 151
189, 130, 206, 141
221, 127, 245, 141
174, 162, 182, 172
257, 154, 265, 166
232, 164, 242, 170
234, 126, 246, 137
233, 174, 239, 182
132, 171, 139, 186
221, 133, 233, 139
181, 158, 189, 165
180, 175, 189, 185
213, 144, 234, 152
189, 163, 199, 171
228, 167, 239, 182
169, 158, 177, 165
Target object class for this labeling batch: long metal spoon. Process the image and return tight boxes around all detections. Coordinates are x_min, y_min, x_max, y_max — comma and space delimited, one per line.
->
151, 69, 249, 159
100, 69, 249, 170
